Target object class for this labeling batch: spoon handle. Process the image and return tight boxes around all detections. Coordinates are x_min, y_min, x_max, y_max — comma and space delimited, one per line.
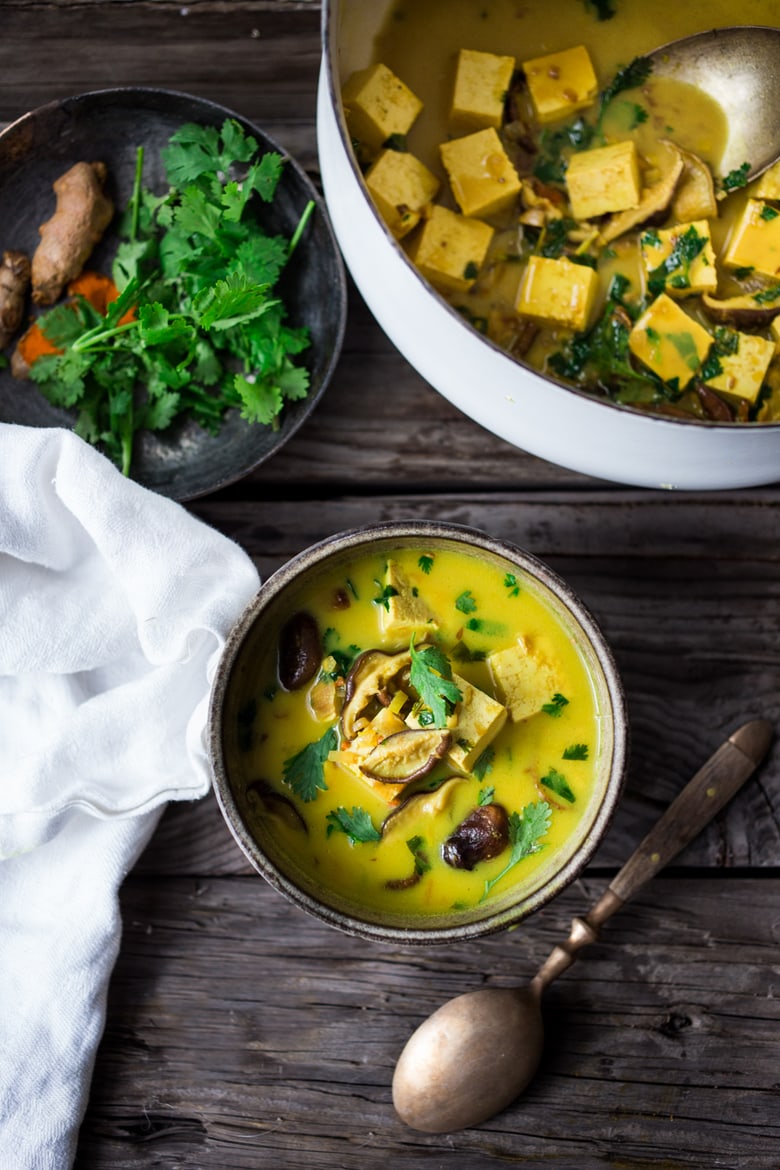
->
532, 718, 773, 992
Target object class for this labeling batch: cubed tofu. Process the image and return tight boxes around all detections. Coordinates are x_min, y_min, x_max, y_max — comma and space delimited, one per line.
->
342, 63, 423, 153
450, 48, 516, 133
705, 331, 775, 404
755, 160, 780, 201
439, 127, 521, 218
487, 637, 559, 723
365, 149, 440, 239
565, 140, 641, 221
522, 44, 598, 125
640, 220, 717, 298
410, 203, 494, 294
516, 254, 598, 332
724, 199, 780, 277
628, 293, 712, 388
379, 559, 439, 640
406, 672, 507, 773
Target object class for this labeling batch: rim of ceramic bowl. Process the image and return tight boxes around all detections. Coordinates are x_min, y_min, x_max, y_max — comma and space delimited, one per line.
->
209, 520, 630, 944
318, 1, 780, 446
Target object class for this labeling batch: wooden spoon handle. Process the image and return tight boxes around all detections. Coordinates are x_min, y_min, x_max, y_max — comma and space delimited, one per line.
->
532, 719, 773, 992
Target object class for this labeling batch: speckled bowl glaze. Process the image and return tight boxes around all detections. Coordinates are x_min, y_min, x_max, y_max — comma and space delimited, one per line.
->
208, 521, 629, 944
0, 87, 347, 499
316, 0, 780, 490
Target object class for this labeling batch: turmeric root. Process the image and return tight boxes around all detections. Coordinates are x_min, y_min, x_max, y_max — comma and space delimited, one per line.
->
0, 250, 31, 348
31, 161, 114, 305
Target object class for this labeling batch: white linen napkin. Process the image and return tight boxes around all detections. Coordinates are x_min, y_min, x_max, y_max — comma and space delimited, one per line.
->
0, 423, 260, 1169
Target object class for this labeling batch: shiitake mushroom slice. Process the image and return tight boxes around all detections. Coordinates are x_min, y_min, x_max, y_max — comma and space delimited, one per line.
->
245, 779, 308, 834
278, 611, 321, 692
340, 646, 414, 739
381, 775, 466, 837
360, 727, 451, 784
442, 803, 510, 870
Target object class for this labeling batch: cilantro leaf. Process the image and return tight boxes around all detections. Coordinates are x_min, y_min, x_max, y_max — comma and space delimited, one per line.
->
418, 554, 434, 574
326, 806, 381, 844
562, 743, 589, 761
481, 802, 552, 900
542, 692, 570, 717
455, 589, 477, 614
282, 728, 336, 802
541, 767, 576, 803
472, 747, 495, 782
409, 637, 462, 728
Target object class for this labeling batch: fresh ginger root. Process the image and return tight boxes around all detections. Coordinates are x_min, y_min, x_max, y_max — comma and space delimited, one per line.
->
31, 161, 114, 305
0, 250, 31, 348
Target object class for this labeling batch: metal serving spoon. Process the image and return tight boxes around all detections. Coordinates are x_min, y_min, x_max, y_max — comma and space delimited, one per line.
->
392, 718, 773, 1133
648, 26, 780, 182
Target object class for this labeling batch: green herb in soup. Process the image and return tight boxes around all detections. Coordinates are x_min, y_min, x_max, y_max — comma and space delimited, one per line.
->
233, 546, 603, 922
342, 0, 780, 424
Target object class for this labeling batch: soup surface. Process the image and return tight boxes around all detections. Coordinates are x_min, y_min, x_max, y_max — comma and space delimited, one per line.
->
230, 544, 606, 924
343, 0, 780, 423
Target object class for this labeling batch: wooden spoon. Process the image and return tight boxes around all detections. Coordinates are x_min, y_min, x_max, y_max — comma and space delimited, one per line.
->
392, 718, 773, 1133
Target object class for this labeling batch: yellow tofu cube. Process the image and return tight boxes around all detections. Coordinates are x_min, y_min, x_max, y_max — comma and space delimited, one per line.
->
406, 672, 507, 773
755, 160, 780, 201
629, 293, 712, 388
439, 127, 521, 218
522, 44, 598, 125
566, 140, 642, 221
705, 331, 775, 404
640, 220, 717, 298
379, 560, 439, 640
410, 203, 494, 294
342, 63, 423, 153
724, 199, 780, 277
516, 254, 598, 332
365, 149, 440, 239
487, 637, 560, 723
450, 48, 516, 133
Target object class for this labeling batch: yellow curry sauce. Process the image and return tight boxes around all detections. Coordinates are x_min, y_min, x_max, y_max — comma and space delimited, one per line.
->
232, 545, 603, 923
345, 0, 780, 423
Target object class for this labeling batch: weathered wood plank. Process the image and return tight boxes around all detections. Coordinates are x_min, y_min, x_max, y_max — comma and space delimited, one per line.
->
75, 875, 780, 1169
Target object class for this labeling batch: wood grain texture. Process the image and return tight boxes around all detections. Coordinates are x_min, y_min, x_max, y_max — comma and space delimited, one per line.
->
76, 875, 780, 1169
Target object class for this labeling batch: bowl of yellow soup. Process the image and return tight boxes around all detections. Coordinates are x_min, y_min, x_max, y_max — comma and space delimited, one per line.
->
209, 521, 628, 942
317, 0, 780, 488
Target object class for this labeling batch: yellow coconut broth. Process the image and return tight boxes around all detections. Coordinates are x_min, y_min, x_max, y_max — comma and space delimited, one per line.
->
347, 0, 780, 422
230, 545, 606, 924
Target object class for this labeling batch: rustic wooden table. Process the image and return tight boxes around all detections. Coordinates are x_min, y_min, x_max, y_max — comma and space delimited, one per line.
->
4, 4, 780, 1167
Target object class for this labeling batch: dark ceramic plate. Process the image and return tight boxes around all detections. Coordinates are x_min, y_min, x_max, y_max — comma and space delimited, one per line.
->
0, 88, 347, 499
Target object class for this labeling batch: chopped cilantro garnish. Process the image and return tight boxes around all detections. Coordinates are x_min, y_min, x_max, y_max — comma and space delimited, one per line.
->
562, 743, 589, 761
407, 834, 431, 875
541, 767, 576, 803
326, 806, 381, 844
282, 727, 336, 802
473, 747, 495, 782
585, 0, 616, 18
455, 589, 478, 614
504, 572, 520, 597
542, 692, 570, 717
722, 162, 751, 191
478, 784, 496, 806
372, 582, 399, 612
596, 56, 653, 134
481, 802, 552, 900
418, 554, 435, 574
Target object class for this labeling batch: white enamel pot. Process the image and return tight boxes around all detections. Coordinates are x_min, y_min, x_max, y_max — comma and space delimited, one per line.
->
316, 0, 780, 490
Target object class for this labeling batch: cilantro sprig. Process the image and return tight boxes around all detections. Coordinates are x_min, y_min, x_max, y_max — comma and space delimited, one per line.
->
29, 119, 315, 475
481, 802, 552, 900
326, 806, 381, 844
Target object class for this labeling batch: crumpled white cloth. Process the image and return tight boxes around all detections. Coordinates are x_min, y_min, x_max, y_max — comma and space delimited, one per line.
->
0, 424, 260, 1169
